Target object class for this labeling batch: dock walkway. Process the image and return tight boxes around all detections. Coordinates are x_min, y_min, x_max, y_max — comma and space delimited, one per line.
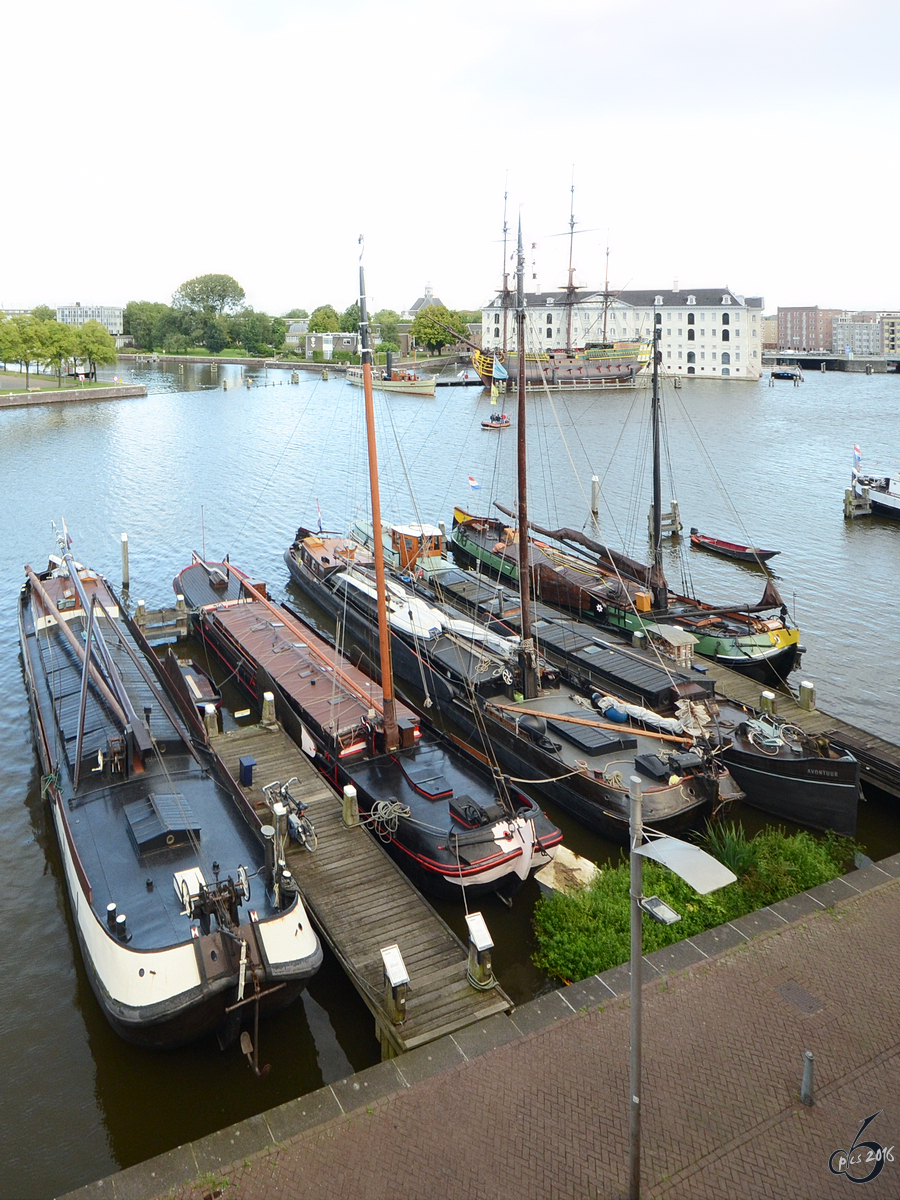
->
210, 721, 511, 1058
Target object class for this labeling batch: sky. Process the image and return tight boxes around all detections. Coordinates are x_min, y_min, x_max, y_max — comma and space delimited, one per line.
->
3, 0, 899, 318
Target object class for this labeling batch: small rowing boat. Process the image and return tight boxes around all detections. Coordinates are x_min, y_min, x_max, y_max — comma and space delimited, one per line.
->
690, 528, 780, 563
482, 412, 510, 429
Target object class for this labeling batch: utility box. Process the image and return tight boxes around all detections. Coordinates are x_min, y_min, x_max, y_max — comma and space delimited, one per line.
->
239, 756, 257, 787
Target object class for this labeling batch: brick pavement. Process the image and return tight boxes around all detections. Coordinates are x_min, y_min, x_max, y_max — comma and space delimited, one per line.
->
65, 859, 900, 1200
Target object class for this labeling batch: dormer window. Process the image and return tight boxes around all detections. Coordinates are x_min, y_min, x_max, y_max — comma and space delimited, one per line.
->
722, 295, 732, 304
687, 295, 696, 305
655, 295, 663, 305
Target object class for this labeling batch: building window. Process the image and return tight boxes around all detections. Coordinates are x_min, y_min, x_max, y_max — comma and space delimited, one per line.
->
700, 351, 705, 360
678, 351, 682, 359
722, 295, 731, 304
667, 351, 672, 358
722, 313, 730, 326
712, 352, 717, 361
722, 367, 731, 375
655, 313, 662, 324
687, 295, 696, 305
735, 353, 740, 362
546, 314, 553, 322
722, 329, 730, 342
687, 313, 695, 325
687, 365, 696, 374
494, 313, 499, 324
722, 352, 731, 364
655, 295, 663, 305
687, 329, 695, 341
687, 351, 695, 363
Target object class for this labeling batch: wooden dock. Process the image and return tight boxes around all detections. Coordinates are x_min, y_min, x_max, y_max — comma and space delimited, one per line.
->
208, 721, 512, 1058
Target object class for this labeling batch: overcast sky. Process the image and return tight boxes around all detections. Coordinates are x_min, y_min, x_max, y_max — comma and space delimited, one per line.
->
3, 0, 898, 317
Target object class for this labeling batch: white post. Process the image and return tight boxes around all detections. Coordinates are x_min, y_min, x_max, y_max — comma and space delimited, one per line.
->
629, 774, 643, 1200
121, 532, 129, 589
342, 784, 360, 828
798, 681, 816, 711
203, 704, 217, 739
262, 691, 276, 724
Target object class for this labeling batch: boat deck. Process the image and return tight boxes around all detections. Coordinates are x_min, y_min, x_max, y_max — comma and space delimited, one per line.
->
210, 722, 512, 1057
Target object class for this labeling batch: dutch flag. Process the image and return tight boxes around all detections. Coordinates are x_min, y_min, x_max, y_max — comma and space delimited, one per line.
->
468, 475, 481, 491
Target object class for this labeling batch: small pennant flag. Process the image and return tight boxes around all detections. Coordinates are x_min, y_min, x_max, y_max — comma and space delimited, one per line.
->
468, 475, 481, 491
316, 499, 323, 533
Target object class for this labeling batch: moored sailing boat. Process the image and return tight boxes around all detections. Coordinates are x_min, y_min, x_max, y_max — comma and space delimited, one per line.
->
19, 537, 322, 1050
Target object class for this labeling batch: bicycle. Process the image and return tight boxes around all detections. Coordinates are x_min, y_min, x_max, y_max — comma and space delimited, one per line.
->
267, 776, 318, 852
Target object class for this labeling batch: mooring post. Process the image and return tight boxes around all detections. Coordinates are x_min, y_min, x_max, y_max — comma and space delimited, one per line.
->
798, 680, 816, 711
760, 689, 776, 715
342, 784, 360, 828
381, 944, 409, 1025
174, 593, 188, 638
261, 690, 276, 724
135, 598, 147, 628
465, 912, 496, 990
203, 704, 217, 740
801, 1050, 814, 1105
121, 532, 129, 590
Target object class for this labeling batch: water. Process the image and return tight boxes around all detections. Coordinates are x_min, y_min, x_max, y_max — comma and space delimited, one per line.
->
1, 360, 898, 1197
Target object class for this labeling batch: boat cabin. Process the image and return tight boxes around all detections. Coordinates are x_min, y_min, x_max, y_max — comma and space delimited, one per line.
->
301, 535, 374, 581
644, 623, 698, 669
388, 523, 445, 572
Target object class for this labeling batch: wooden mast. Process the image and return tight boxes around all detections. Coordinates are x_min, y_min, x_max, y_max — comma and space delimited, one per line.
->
564, 179, 576, 353
358, 247, 399, 750
515, 218, 539, 699
649, 322, 668, 611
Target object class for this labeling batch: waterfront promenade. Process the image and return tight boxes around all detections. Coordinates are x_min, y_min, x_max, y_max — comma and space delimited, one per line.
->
64, 855, 900, 1200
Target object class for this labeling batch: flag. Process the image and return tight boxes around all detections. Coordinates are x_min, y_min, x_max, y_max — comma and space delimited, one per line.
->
468, 475, 481, 491
490, 384, 498, 404
853, 444, 862, 467
316, 499, 323, 533
492, 358, 508, 381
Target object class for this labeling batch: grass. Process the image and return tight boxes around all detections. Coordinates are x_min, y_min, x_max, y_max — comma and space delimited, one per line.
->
532, 826, 861, 983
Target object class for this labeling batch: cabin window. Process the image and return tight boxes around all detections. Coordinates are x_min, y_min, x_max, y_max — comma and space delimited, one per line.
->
687, 329, 695, 341
721, 329, 730, 342
721, 352, 731, 364
687, 351, 695, 363
722, 313, 730, 325
687, 313, 695, 325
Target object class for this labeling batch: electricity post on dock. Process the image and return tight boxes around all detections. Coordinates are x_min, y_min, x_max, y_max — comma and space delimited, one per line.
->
628, 777, 736, 1200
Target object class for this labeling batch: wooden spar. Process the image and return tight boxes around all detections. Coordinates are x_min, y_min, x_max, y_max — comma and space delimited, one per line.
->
650, 323, 667, 611
358, 257, 399, 750
515, 218, 538, 699
25, 565, 130, 730
221, 564, 390, 718
487, 702, 691, 745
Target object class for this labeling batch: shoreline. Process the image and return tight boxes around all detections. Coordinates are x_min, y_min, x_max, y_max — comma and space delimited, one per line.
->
0, 383, 147, 410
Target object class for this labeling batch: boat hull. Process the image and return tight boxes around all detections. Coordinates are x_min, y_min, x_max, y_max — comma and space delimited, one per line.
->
723, 745, 859, 838
473, 343, 650, 388
690, 530, 779, 563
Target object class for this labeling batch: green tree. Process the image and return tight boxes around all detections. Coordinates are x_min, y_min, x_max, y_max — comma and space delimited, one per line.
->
9, 315, 44, 388
237, 309, 273, 356
374, 308, 400, 347
455, 309, 482, 325
204, 315, 231, 354
271, 317, 286, 351
0, 317, 23, 374
76, 320, 117, 380
409, 305, 467, 355
339, 302, 360, 332
172, 273, 245, 316
124, 300, 172, 350
31, 304, 56, 323
40, 320, 78, 386
308, 304, 341, 333
282, 308, 309, 319
153, 307, 190, 350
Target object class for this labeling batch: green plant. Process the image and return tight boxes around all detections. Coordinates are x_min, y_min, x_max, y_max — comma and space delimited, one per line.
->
701, 820, 757, 876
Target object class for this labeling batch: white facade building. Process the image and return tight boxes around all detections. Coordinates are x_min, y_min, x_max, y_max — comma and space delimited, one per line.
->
57, 303, 124, 336
481, 287, 764, 380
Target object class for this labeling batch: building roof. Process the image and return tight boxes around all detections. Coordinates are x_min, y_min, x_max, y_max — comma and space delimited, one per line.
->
485, 288, 763, 310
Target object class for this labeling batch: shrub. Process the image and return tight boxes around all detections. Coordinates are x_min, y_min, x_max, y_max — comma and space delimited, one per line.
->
533, 827, 859, 983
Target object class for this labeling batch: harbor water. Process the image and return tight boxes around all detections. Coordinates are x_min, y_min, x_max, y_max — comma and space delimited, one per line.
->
1, 360, 898, 1198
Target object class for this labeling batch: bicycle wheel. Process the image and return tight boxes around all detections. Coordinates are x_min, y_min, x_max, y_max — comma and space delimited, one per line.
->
299, 815, 318, 851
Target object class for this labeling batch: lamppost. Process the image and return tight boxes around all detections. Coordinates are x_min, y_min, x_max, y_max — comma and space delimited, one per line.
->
628, 775, 737, 1200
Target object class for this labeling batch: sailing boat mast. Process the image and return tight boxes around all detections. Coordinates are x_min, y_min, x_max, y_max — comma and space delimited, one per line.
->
564, 179, 576, 353
515, 218, 539, 699
358, 247, 399, 750
649, 322, 668, 612
501, 185, 511, 357
602, 239, 610, 345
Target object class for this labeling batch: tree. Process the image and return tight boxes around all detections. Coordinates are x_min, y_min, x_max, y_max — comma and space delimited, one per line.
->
339, 302, 360, 333
271, 318, 286, 351
282, 308, 309, 319
374, 308, 401, 347
236, 310, 273, 356
204, 315, 231, 354
40, 320, 78, 386
31, 305, 56, 323
455, 309, 482, 326
409, 305, 467, 355
308, 304, 341, 333
0, 317, 23, 374
172, 273, 245, 316
76, 320, 117, 380
124, 300, 172, 350
8, 315, 43, 388
152, 307, 190, 350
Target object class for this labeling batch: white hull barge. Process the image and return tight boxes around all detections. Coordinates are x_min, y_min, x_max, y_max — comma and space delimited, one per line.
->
19, 547, 322, 1051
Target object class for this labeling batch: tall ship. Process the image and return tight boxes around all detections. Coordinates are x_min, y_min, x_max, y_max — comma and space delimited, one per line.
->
473, 188, 651, 389
19, 537, 322, 1050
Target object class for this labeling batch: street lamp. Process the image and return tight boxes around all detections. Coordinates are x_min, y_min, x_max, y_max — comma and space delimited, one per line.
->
628, 774, 737, 1200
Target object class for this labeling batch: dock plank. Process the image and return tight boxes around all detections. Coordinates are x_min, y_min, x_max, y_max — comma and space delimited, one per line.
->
208, 722, 512, 1056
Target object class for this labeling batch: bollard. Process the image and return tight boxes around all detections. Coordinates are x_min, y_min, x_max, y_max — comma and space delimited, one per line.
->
121, 532, 129, 590
106, 902, 117, 929
633, 630, 647, 651
381, 944, 409, 1024
465, 912, 496, 990
342, 784, 360, 827
798, 680, 816, 712
135, 598, 147, 627
801, 1050, 814, 1105
203, 703, 217, 739
759, 689, 776, 715
262, 690, 276, 724
260, 824, 276, 887
175, 592, 188, 638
